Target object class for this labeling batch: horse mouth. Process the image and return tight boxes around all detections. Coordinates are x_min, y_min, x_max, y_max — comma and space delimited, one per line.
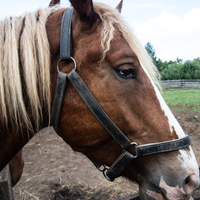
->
141, 185, 167, 200
138, 182, 164, 200
139, 183, 191, 200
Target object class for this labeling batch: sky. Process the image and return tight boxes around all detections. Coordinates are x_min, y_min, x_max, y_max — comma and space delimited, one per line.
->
0, 0, 200, 62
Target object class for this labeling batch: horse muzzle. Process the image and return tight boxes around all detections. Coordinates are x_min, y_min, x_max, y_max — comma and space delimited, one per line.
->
139, 172, 199, 200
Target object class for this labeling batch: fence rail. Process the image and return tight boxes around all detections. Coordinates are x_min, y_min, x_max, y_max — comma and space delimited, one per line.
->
159, 79, 200, 90
0, 165, 14, 200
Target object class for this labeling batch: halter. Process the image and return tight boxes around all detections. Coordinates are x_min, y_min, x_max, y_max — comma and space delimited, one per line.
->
51, 8, 191, 182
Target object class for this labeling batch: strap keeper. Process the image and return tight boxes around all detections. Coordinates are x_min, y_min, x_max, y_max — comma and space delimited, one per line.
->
106, 151, 135, 181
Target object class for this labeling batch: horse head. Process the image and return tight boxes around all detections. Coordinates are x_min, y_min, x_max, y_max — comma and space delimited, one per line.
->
46, 0, 199, 199
47, 0, 199, 199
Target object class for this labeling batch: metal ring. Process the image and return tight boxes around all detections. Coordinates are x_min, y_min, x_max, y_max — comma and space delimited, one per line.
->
98, 164, 106, 172
96, 164, 112, 181
131, 142, 138, 146
57, 56, 77, 74
131, 142, 138, 158
103, 168, 112, 182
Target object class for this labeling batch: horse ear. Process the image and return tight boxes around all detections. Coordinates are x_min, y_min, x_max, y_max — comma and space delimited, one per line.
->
116, 0, 123, 13
69, 0, 98, 25
49, 0, 60, 7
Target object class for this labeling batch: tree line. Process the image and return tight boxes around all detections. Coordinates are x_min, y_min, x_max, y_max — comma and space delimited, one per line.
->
145, 42, 200, 80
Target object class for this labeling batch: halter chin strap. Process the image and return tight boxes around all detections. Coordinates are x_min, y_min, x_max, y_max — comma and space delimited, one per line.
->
51, 8, 191, 182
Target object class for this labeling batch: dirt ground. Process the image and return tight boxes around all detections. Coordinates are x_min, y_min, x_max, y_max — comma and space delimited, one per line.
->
12, 106, 200, 200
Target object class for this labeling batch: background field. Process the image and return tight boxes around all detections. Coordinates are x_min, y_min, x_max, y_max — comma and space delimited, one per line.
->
162, 89, 200, 116
162, 89, 200, 107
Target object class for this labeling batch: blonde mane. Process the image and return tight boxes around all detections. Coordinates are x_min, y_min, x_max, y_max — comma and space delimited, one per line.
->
0, 7, 57, 132
0, 3, 160, 133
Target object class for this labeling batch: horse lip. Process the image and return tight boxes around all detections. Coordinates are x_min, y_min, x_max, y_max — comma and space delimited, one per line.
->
139, 182, 168, 200
152, 183, 168, 200
140, 182, 190, 200
154, 184, 190, 200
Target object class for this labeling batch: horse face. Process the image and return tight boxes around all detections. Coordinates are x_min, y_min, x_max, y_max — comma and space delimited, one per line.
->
49, 1, 199, 199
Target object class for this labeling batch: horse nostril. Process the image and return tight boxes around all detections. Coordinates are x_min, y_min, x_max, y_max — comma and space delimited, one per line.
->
185, 176, 190, 185
183, 174, 199, 194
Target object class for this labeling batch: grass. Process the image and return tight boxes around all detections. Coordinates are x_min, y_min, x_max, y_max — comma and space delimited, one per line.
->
162, 89, 200, 107
175, 108, 187, 113
177, 116, 181, 120
193, 107, 200, 113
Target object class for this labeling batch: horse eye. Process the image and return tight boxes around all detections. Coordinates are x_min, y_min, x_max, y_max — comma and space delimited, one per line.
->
116, 68, 137, 79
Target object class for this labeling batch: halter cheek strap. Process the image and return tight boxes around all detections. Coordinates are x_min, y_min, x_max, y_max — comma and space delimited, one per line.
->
50, 7, 73, 134
51, 7, 191, 182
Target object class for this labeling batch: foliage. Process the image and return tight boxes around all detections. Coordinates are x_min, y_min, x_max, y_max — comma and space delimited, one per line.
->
182, 60, 200, 79
145, 42, 200, 80
145, 42, 157, 64
161, 63, 184, 80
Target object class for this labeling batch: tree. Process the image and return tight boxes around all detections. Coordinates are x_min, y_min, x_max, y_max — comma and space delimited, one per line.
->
161, 63, 183, 80
145, 42, 157, 64
176, 57, 183, 63
145, 42, 200, 80
156, 58, 168, 73
182, 60, 200, 79
193, 57, 200, 64
145, 42, 166, 73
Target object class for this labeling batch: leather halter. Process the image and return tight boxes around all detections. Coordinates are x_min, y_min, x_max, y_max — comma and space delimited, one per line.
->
51, 8, 191, 182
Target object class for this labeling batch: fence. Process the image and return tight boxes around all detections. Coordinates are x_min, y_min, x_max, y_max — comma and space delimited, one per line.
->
159, 79, 200, 90
0, 165, 14, 200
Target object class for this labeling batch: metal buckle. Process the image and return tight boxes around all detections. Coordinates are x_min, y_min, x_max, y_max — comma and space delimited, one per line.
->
131, 142, 138, 158
57, 56, 77, 74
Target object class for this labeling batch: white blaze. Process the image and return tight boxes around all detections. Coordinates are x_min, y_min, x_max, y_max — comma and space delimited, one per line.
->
140, 63, 199, 177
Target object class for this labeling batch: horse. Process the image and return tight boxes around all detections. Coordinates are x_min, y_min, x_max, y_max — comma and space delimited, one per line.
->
0, 0, 199, 199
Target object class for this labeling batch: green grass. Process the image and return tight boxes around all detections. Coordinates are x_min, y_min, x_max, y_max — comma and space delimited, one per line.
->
175, 108, 187, 112
162, 89, 200, 107
193, 107, 200, 113
177, 116, 181, 120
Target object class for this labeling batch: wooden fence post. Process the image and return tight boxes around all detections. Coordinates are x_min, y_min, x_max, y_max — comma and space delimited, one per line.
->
167, 80, 170, 90
0, 165, 14, 200
181, 79, 185, 89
